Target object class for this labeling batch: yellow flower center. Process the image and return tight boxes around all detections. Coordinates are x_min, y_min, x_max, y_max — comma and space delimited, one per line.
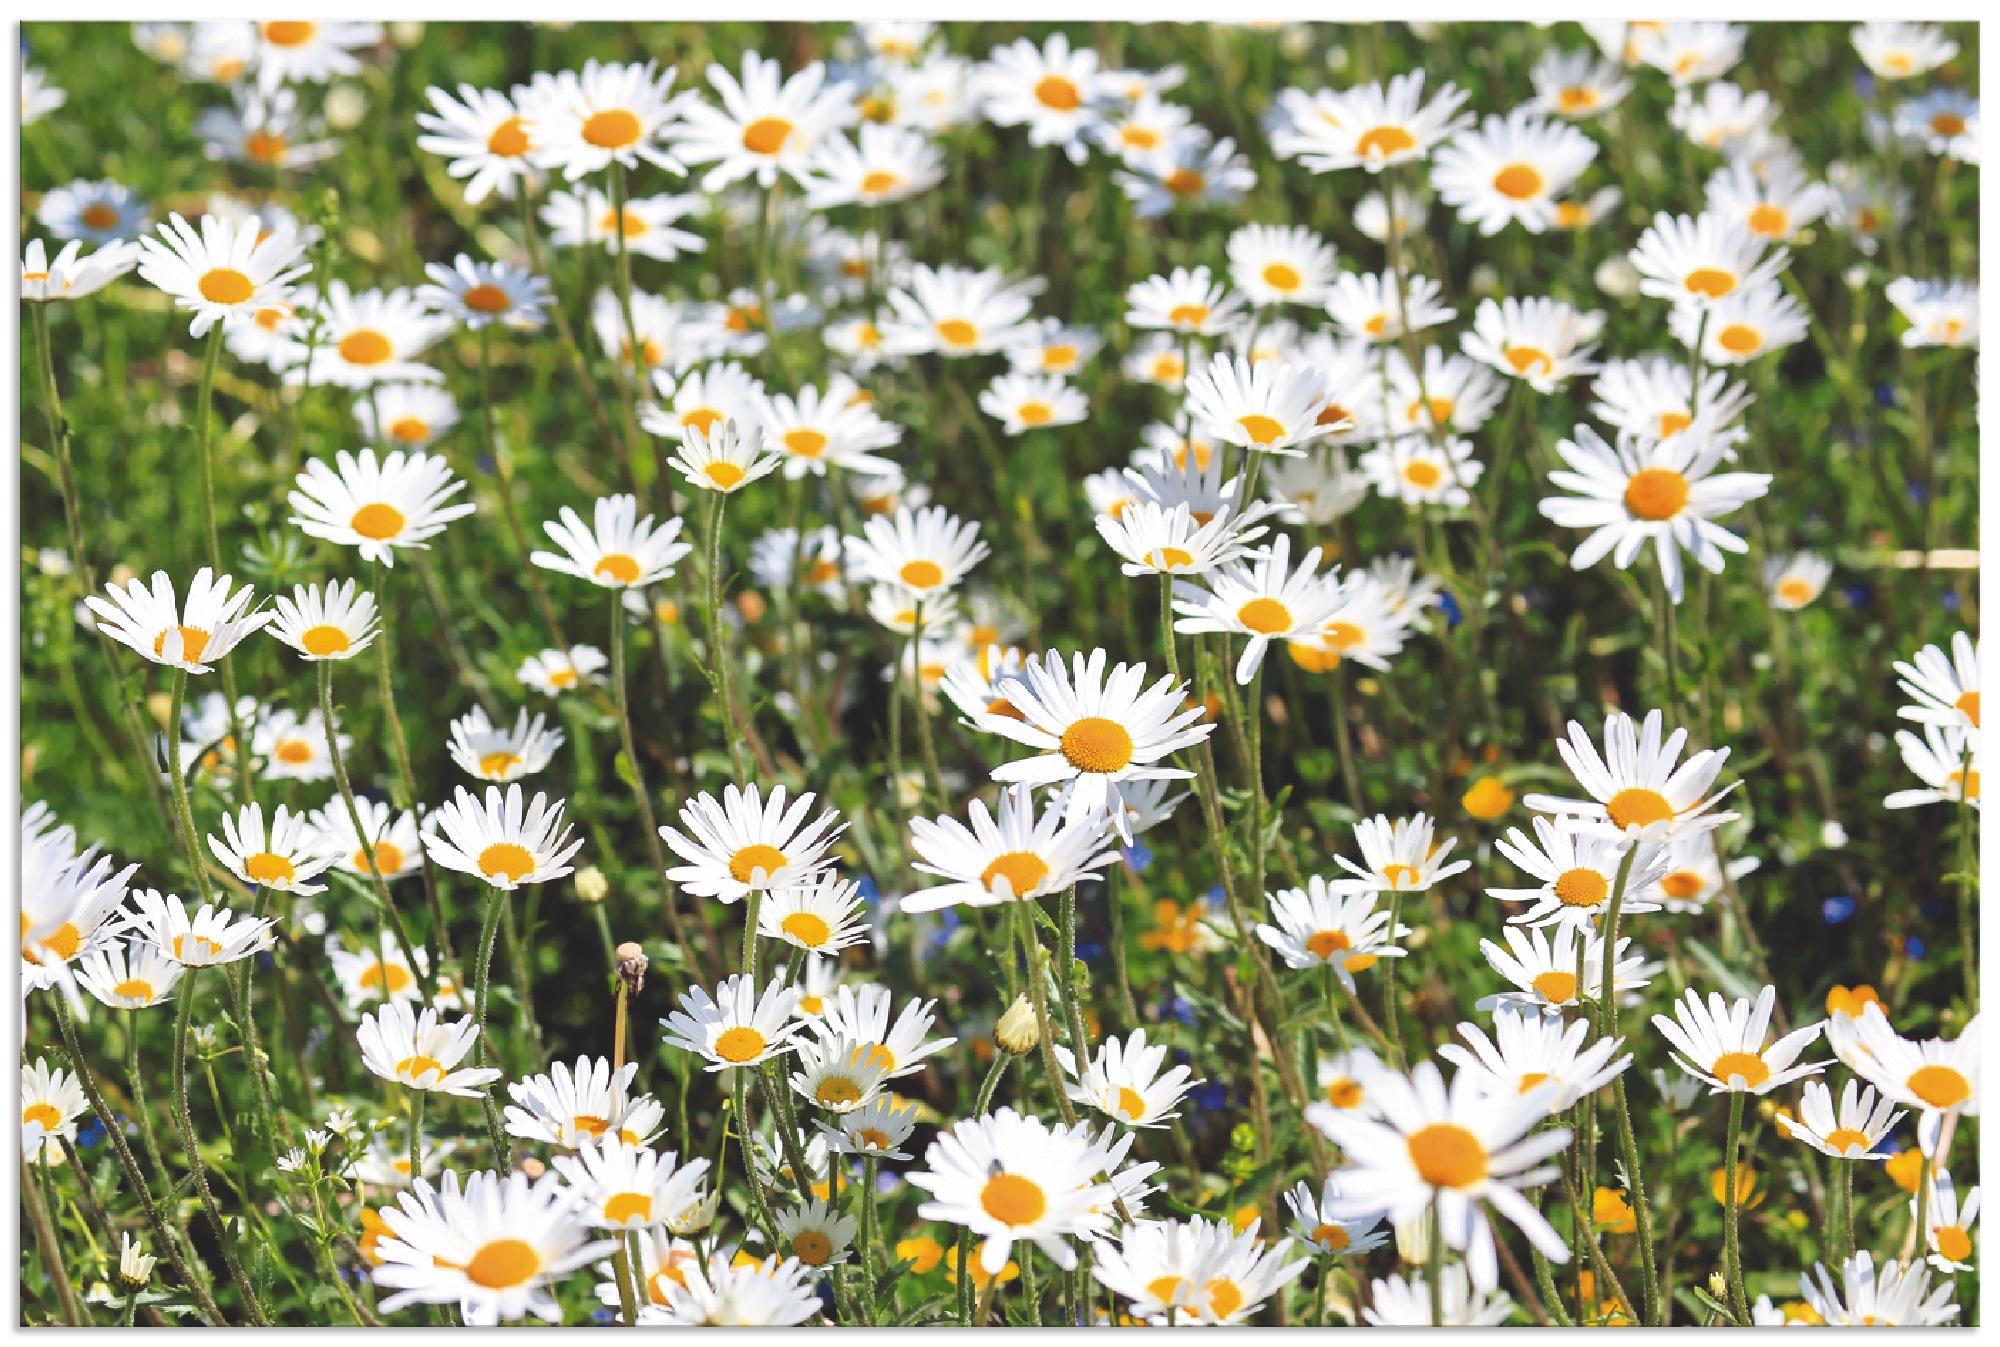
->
1355, 125, 1417, 159
23, 1102, 63, 1131
1558, 86, 1597, 114
1930, 113, 1966, 138
1954, 691, 1980, 726
1402, 460, 1443, 490
1107, 1086, 1150, 1121
1555, 202, 1591, 230
389, 416, 431, 443
815, 1076, 863, 1106
1507, 346, 1554, 378
1204, 1278, 1245, 1320
338, 329, 394, 367
791, 1230, 833, 1265
1150, 546, 1195, 571
980, 1173, 1048, 1226
112, 978, 156, 1002
1305, 929, 1353, 961
1660, 870, 1705, 900
152, 625, 212, 663
1041, 344, 1078, 373
714, 1026, 768, 1063
1745, 203, 1790, 238
1936, 1226, 1973, 1262
357, 961, 415, 994
244, 852, 297, 885
1605, 787, 1675, 829
1060, 717, 1135, 773
1034, 76, 1080, 111
981, 850, 1051, 898
1147, 1275, 1188, 1305
1775, 578, 1816, 606
1554, 867, 1608, 908
1326, 1077, 1364, 1108
1906, 1064, 1971, 1110
1364, 313, 1390, 338
1710, 1051, 1770, 1089
262, 21, 316, 46
349, 502, 407, 541
275, 739, 313, 764
602, 1192, 652, 1226
741, 116, 794, 156
1260, 262, 1301, 292
1236, 413, 1286, 445
1533, 970, 1578, 1003
1716, 325, 1762, 356
594, 553, 642, 585
728, 843, 789, 886
1380, 863, 1419, 889
857, 1127, 891, 1150
461, 283, 512, 314
1345, 953, 1379, 973
680, 408, 725, 437
936, 318, 979, 348
1121, 125, 1161, 150
1519, 1071, 1552, 1094
1017, 400, 1054, 426
781, 428, 829, 459
1311, 1223, 1350, 1251
478, 752, 522, 779
1407, 1123, 1489, 1188
396, 1054, 445, 1082
1683, 268, 1736, 300
1822, 1127, 1872, 1154
781, 912, 832, 948
703, 462, 746, 490
198, 268, 255, 305
1165, 168, 1206, 198
859, 170, 903, 197
487, 116, 530, 157
80, 202, 120, 230
1492, 162, 1545, 200
1953, 769, 1981, 801
582, 109, 643, 150
1166, 303, 1210, 328
466, 1238, 542, 1289
478, 842, 535, 883
1237, 596, 1293, 634
1623, 467, 1690, 520
301, 624, 352, 657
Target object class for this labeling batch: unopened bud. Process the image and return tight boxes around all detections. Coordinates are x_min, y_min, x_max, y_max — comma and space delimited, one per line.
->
994, 995, 1040, 1056
117, 1232, 156, 1287
574, 866, 608, 904
1394, 1210, 1434, 1265
616, 942, 648, 997
147, 692, 174, 726
1709, 1270, 1728, 1299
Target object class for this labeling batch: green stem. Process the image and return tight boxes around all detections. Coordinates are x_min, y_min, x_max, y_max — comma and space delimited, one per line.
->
471, 887, 512, 1165
742, 887, 764, 984
1724, 1090, 1749, 1324
22, 1152, 82, 1325
609, 595, 698, 970
1955, 743, 1978, 1011
1381, 890, 1405, 1066
1015, 902, 1080, 1127
1330, 664, 1366, 815
164, 671, 214, 907
408, 1089, 425, 1198
911, 602, 946, 809
704, 491, 749, 782
1427, 1193, 1444, 1326
172, 969, 271, 1324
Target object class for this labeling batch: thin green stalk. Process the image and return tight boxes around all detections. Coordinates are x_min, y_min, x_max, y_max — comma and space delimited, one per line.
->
408, 1089, 425, 1201
471, 887, 512, 1165
742, 888, 764, 983
1724, 1090, 1750, 1323
1954, 742, 1978, 1011
1381, 890, 1405, 1066
1329, 664, 1366, 814
606, 158, 658, 504
172, 969, 271, 1324
609, 594, 700, 974
703, 490, 750, 782
1014, 902, 1080, 1127
1428, 1193, 1444, 1326
22, 1151, 82, 1325
1157, 572, 1180, 681
1841, 1161, 1856, 1262
733, 1072, 780, 1241
164, 671, 214, 906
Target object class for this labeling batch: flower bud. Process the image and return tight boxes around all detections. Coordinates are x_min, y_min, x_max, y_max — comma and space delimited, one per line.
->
994, 995, 1040, 1056
118, 1232, 156, 1288
574, 866, 608, 904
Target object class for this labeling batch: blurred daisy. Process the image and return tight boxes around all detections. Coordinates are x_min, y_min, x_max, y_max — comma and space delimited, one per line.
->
661, 974, 804, 1071
1117, 136, 1256, 218
353, 1134, 458, 1189
267, 579, 379, 661
1892, 89, 1980, 157
555, 1138, 710, 1234
758, 876, 870, 957
1629, 211, 1787, 310
909, 1108, 1119, 1278
1255, 877, 1406, 988
819, 1094, 920, 1161
1917, 1171, 1980, 1273
506, 1057, 658, 1149
1843, 1003, 1981, 1123
1634, 21, 1746, 85
21, 1060, 87, 1165
644, 362, 766, 440
1765, 552, 1833, 610
643, 1250, 821, 1326
1365, 1266, 1515, 1326
1097, 500, 1265, 579
975, 33, 1102, 164
1185, 351, 1336, 456
209, 802, 339, 895
353, 384, 459, 450
417, 84, 540, 204
812, 984, 955, 1080
758, 375, 901, 478
1431, 108, 1598, 235
1705, 158, 1835, 244
1331, 812, 1470, 896
530, 59, 689, 181
1799, 1251, 1959, 1327
1553, 186, 1624, 232
1284, 1178, 1390, 1258
1360, 436, 1484, 509
905, 784, 1117, 911
1529, 48, 1631, 118
1058, 1029, 1198, 1129
880, 263, 1041, 357
751, 527, 850, 598
1669, 282, 1808, 365
1853, 22, 1959, 79
1354, 185, 1430, 243
1635, 835, 1758, 916
21, 66, 66, 124
1126, 265, 1245, 337
1289, 572, 1416, 674
250, 21, 381, 90
1227, 224, 1336, 309
424, 783, 583, 891
137, 211, 309, 337
1173, 534, 1344, 684
37, 180, 149, 244
449, 707, 563, 783
661, 782, 844, 903
541, 187, 705, 261
421, 256, 549, 331
86, 567, 272, 674
1884, 278, 1979, 349
1123, 334, 1189, 389
669, 422, 783, 494
1590, 354, 1753, 443
1268, 71, 1470, 173
532, 494, 691, 590
129, 889, 275, 967
286, 283, 449, 388
1782, 1079, 1903, 1161
1669, 82, 1777, 154
1004, 317, 1102, 378
671, 53, 855, 192
1440, 1006, 1632, 1110
253, 707, 344, 783
1894, 631, 1981, 732
805, 123, 943, 207
1261, 448, 1370, 526
1490, 814, 1668, 932
1653, 985, 1826, 1095
1885, 723, 1980, 810
373, 1169, 617, 1325
21, 238, 140, 302
1383, 346, 1505, 437
1326, 270, 1454, 343
328, 933, 427, 1007
979, 372, 1088, 436
1462, 296, 1604, 393
1539, 422, 1771, 602
517, 645, 609, 696
196, 86, 338, 169
1092, 90, 1199, 169
75, 939, 184, 1010
1316, 1048, 1386, 1116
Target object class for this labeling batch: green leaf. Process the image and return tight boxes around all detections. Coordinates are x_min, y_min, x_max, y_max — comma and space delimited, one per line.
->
1684, 936, 1760, 1003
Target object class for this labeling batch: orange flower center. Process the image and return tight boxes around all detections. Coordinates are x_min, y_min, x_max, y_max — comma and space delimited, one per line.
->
936, 318, 979, 348
1716, 325, 1762, 355
1165, 168, 1206, 198
1403, 460, 1443, 490
981, 850, 1051, 898
1745, 203, 1790, 238
1261, 262, 1302, 292
742, 117, 794, 156
1305, 929, 1353, 960
781, 912, 833, 948
1237, 596, 1293, 634
1355, 125, 1417, 159
714, 1026, 768, 1063
275, 739, 313, 764
1326, 1077, 1364, 1108
1557, 87, 1597, 114
782, 428, 829, 459
301, 625, 351, 657
1236, 413, 1286, 445
461, 283, 512, 314
1954, 691, 1979, 727
594, 553, 642, 585
792, 1231, 834, 1265
1936, 1226, 1973, 1262
395, 1054, 445, 1082
245, 130, 290, 163
602, 1192, 652, 1226
1462, 778, 1514, 819
244, 852, 297, 885
152, 625, 212, 663
1113, 1086, 1149, 1120
478, 752, 522, 778
1492, 162, 1545, 200
582, 109, 643, 150
980, 1173, 1048, 1225
487, 116, 530, 157
899, 559, 946, 590
198, 268, 255, 305
703, 462, 745, 490
729, 843, 789, 886
1710, 1051, 1770, 1089
80, 203, 120, 230
1060, 717, 1134, 773
1554, 867, 1608, 907
1605, 787, 1674, 830
1623, 467, 1690, 520
1660, 870, 1705, 900
1822, 1127, 1872, 1154
1507, 346, 1554, 377
859, 170, 902, 196
350, 502, 406, 540
1906, 1064, 1971, 1110
465, 1238, 541, 1289
478, 842, 535, 883
338, 330, 394, 366
1166, 303, 1210, 328
1931, 113, 1966, 138
112, 978, 156, 1002
262, 21, 317, 46
1683, 268, 1736, 299
1533, 971, 1578, 1003
1406, 1123, 1489, 1188
390, 417, 431, 443
1034, 76, 1080, 111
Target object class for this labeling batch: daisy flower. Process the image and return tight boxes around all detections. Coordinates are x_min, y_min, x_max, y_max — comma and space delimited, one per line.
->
420, 256, 550, 332
1842, 1005, 1981, 1123
1652, 985, 1826, 1095
1227, 224, 1337, 308
1092, 90, 1200, 169
1360, 436, 1484, 509
1765, 552, 1833, 610
21, 814, 137, 981
1109, 1217, 1305, 1325
1185, 352, 1336, 456
909, 1107, 1120, 1278
975, 33, 1103, 164
1439, 1006, 1632, 1111
1891, 89, 1980, 158
1173, 534, 1346, 684
129, 889, 275, 967
248, 21, 380, 90
531, 494, 691, 592
505, 1057, 661, 1149
804, 123, 943, 207
1267, 71, 1471, 173
1539, 422, 1772, 602
1884, 278, 1980, 349
1316, 1047, 1387, 1116
772, 1198, 858, 1270
1308, 1059, 1571, 1292
979, 372, 1088, 436
1590, 354, 1753, 444
1125, 265, 1245, 337
289, 447, 476, 566
1116, 136, 1256, 218
643, 361, 767, 440
879, 263, 1041, 357
661, 783, 844, 903
1364, 1265, 1515, 1326
517, 645, 609, 696
75, 939, 184, 1011
448, 707, 564, 783
1123, 333, 1190, 389
1287, 571, 1416, 675
1526, 709, 1739, 841
86, 567, 271, 674
196, 86, 338, 170
1096, 500, 1266, 579
1088, 1218, 1206, 1323
1782, 1079, 1903, 1161
1917, 1171, 1980, 1273
1330, 812, 1471, 896
529, 59, 689, 181
757, 375, 901, 478
1853, 22, 1960, 79
208, 802, 340, 895
1894, 631, 1981, 732
137, 211, 309, 337
598, 292, 721, 374
1629, 211, 1788, 311
21, 1060, 88, 1165
1529, 48, 1632, 118
266, 579, 379, 661
554, 1138, 711, 1234
417, 84, 541, 205
353, 1133, 458, 1189
373, 1169, 618, 1325
1705, 158, 1835, 244
866, 584, 958, 637
1477, 924, 1652, 1014
857, 20, 937, 67
979, 648, 1210, 842
937, 643, 1028, 726
1799, 1251, 1959, 1327
670, 52, 856, 192
818, 1094, 921, 1161
758, 876, 870, 957
1431, 108, 1598, 235
21, 238, 140, 302
750, 527, 851, 598
1283, 1178, 1391, 1258
1825, 166, 1911, 254
352, 384, 459, 450
811, 983, 957, 1080
1634, 21, 1747, 85
788, 1035, 890, 1114
661, 974, 804, 1071
252, 707, 344, 783
424, 783, 583, 891
1669, 82, 1778, 154
327, 933, 427, 1007
1056, 1029, 1199, 1129
358, 1001, 501, 1097
37, 180, 149, 244
845, 504, 989, 600
669, 422, 783, 495
643, 1251, 821, 1326
284, 283, 450, 388
1885, 723, 1980, 810
1489, 815, 1669, 932
1462, 296, 1605, 393
1354, 185, 1431, 242
1003, 317, 1103, 378
1287, 338, 1385, 446
1669, 282, 1808, 365
540, 187, 706, 261
789, 955, 846, 1023
1326, 270, 1455, 343
1383, 346, 1505, 437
